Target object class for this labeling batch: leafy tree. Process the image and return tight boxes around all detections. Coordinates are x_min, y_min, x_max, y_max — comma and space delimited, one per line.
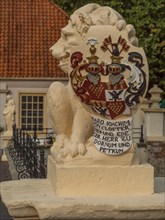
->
53, 0, 165, 97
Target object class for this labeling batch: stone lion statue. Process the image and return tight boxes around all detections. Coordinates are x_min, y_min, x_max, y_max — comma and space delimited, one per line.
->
47, 3, 138, 162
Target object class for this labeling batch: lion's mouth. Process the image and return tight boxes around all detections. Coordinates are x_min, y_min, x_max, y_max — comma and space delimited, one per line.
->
58, 52, 70, 60
58, 52, 70, 68
59, 57, 69, 66
58, 56, 70, 73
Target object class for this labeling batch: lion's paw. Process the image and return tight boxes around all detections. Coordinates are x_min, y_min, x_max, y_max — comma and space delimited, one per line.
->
50, 134, 70, 161
50, 142, 60, 160
78, 143, 87, 155
56, 153, 64, 164
67, 141, 78, 158
70, 145, 79, 157
60, 146, 69, 158
68, 142, 87, 157
55, 134, 66, 148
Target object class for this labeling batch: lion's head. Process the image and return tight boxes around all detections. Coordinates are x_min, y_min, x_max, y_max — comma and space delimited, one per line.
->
50, 3, 138, 73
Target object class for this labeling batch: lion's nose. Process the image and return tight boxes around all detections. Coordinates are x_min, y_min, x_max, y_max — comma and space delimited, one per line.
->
49, 45, 60, 59
49, 46, 54, 53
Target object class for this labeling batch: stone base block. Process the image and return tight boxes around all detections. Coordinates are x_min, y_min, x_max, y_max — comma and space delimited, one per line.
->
1, 178, 164, 220
47, 156, 154, 196
1, 133, 13, 161
2, 132, 12, 148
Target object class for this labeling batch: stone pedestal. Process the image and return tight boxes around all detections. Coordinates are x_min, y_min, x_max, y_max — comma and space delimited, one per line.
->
2, 132, 12, 148
143, 109, 165, 141
1, 151, 161, 220
1, 178, 164, 220
47, 156, 154, 196
149, 85, 162, 109
1, 132, 12, 161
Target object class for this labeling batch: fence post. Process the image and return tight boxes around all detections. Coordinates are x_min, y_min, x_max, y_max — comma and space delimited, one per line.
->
40, 146, 46, 178
12, 123, 16, 148
22, 130, 26, 163
27, 135, 33, 178
19, 128, 23, 159
33, 125, 37, 142
32, 125, 38, 178
33, 141, 38, 178
25, 132, 29, 167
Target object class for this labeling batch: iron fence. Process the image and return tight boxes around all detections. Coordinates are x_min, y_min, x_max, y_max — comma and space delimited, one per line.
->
7, 124, 54, 179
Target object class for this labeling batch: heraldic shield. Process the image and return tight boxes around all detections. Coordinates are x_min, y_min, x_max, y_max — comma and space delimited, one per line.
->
69, 25, 149, 120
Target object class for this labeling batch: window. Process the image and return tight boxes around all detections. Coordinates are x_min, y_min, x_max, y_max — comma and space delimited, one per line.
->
19, 94, 46, 131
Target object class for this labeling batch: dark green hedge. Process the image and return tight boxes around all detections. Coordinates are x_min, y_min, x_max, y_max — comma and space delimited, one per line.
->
53, 0, 165, 97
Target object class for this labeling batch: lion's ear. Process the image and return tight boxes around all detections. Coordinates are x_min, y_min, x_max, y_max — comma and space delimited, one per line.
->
116, 20, 126, 31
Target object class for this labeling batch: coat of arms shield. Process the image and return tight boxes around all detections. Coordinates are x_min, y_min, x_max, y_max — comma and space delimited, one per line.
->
69, 26, 148, 120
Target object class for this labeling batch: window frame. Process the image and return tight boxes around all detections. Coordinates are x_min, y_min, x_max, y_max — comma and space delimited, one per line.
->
19, 93, 47, 133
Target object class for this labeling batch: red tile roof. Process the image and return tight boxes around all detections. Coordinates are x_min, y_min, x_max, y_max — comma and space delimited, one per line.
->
0, 0, 69, 79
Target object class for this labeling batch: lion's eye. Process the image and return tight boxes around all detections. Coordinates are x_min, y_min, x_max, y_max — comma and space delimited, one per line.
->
61, 32, 68, 40
61, 32, 65, 38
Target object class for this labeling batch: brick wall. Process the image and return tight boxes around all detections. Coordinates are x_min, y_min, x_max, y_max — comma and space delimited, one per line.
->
147, 141, 165, 177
